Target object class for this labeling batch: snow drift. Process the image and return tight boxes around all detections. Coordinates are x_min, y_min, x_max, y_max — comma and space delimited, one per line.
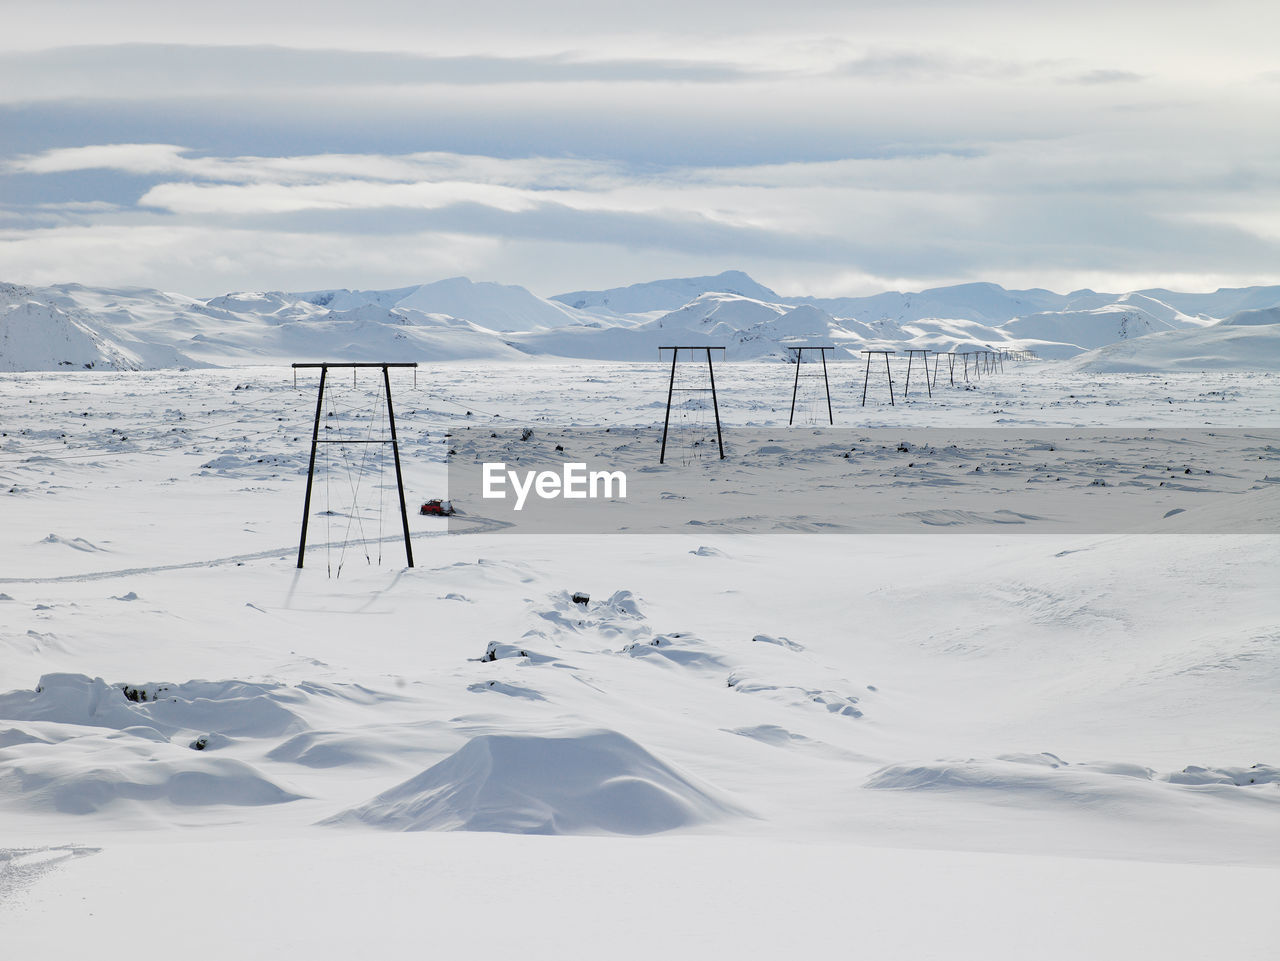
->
864, 755, 1280, 808
325, 729, 744, 835
0, 742, 302, 815
0, 673, 308, 738
0, 675, 308, 815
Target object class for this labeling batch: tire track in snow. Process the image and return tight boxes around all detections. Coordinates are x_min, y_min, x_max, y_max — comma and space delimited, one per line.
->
0, 846, 101, 908
0, 515, 511, 584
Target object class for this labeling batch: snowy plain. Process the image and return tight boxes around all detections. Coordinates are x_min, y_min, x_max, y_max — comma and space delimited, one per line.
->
0, 360, 1278, 958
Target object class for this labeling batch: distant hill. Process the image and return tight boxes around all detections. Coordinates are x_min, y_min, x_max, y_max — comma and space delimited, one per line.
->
1067, 322, 1280, 372
3, 271, 1279, 371
293, 277, 587, 332
552, 270, 782, 316
1217, 305, 1280, 327
0, 282, 200, 372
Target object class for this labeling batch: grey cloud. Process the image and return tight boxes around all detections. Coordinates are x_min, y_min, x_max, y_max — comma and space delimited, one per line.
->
0, 44, 773, 103
835, 50, 1031, 82
0, 199, 123, 229
0, 97, 1004, 171
959, 192, 1280, 275
1065, 69, 1146, 85
166, 201, 855, 263
3, 191, 961, 276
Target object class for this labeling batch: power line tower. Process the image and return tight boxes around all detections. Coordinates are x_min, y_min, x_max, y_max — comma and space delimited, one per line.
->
787, 346, 834, 425
294, 362, 417, 571
659, 346, 725, 464
903, 348, 932, 399
860, 350, 896, 406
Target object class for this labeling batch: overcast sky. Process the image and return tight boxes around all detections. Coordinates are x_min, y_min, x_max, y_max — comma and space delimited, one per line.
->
2, 0, 1278, 297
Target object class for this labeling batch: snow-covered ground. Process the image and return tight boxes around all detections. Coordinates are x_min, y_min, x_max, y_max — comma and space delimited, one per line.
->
1, 362, 1277, 958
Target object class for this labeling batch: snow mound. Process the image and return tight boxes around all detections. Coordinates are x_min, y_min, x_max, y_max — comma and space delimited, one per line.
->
864, 756, 1280, 800
751, 633, 804, 651
0, 675, 155, 731
0, 675, 312, 816
0, 673, 307, 738
1165, 763, 1279, 786
727, 675, 863, 717
466, 680, 547, 701
325, 730, 743, 835
865, 758, 1080, 793
621, 632, 726, 668
267, 731, 394, 768
0, 745, 302, 814
529, 589, 648, 640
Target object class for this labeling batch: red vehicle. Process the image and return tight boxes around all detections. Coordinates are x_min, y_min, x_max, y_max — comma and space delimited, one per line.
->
419, 498, 455, 516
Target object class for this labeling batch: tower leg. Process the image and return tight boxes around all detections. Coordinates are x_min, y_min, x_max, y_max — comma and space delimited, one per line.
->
789, 348, 802, 425
820, 348, 833, 425
706, 347, 725, 459
297, 364, 328, 569
660, 348, 678, 464
383, 364, 414, 568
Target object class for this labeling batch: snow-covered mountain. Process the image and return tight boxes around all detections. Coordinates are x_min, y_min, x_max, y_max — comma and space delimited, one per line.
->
2, 280, 566, 369
538, 277, 1280, 365
2, 272, 1279, 371
1218, 305, 1280, 327
0, 283, 200, 372
295, 277, 587, 332
1067, 304, 1280, 372
998, 304, 1182, 359
552, 270, 782, 317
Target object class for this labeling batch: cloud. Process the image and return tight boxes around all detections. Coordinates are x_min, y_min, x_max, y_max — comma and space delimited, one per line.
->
1173, 208, 1280, 244
0, 222, 501, 295
10, 138, 1280, 285
7, 144, 192, 176
7, 145, 632, 192
138, 179, 547, 215
834, 50, 1031, 83
0, 44, 775, 104
1065, 69, 1146, 85
2, 7, 1278, 300
4, 132, 1280, 297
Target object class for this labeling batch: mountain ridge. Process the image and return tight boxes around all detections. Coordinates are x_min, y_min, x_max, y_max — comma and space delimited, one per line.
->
3, 271, 1280, 371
